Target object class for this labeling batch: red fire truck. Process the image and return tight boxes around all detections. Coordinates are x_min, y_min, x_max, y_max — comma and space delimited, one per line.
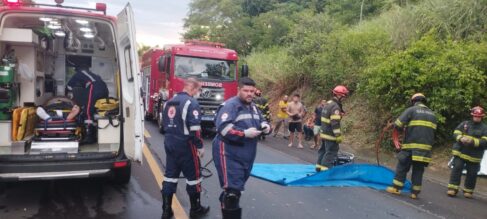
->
140, 41, 248, 133
141, 48, 165, 120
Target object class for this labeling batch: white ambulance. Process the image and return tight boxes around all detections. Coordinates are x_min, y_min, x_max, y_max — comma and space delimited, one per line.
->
0, 0, 143, 184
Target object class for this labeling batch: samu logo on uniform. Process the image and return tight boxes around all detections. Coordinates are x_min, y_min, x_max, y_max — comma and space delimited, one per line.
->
221, 113, 229, 121
168, 106, 177, 127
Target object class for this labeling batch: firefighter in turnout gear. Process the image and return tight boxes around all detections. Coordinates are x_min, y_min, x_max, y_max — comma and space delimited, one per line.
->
447, 106, 487, 198
212, 77, 271, 219
316, 85, 349, 172
254, 89, 271, 140
386, 93, 438, 199
161, 78, 209, 219
254, 89, 271, 122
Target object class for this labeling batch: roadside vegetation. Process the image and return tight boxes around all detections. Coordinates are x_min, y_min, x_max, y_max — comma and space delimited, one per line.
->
183, 0, 487, 159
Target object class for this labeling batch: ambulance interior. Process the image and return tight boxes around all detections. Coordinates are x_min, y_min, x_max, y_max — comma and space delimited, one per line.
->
0, 13, 121, 155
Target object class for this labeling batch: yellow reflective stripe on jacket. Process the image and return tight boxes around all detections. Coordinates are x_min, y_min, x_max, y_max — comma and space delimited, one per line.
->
461, 135, 481, 147
320, 133, 336, 141
412, 156, 432, 163
402, 143, 432, 151
453, 130, 462, 135
321, 117, 330, 124
456, 135, 462, 141
452, 150, 481, 163
395, 119, 403, 128
448, 184, 459, 190
473, 138, 480, 147
482, 136, 487, 141
409, 120, 437, 130
393, 179, 404, 187
320, 134, 343, 142
330, 115, 341, 120
333, 129, 341, 134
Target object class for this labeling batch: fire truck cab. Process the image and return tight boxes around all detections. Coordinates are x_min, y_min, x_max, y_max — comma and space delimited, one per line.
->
141, 40, 247, 134
0, 0, 144, 184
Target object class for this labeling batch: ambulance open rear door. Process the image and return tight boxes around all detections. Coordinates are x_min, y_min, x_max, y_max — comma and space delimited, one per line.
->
117, 3, 144, 162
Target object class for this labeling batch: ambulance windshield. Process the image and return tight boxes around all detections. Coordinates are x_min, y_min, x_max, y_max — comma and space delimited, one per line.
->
174, 56, 236, 82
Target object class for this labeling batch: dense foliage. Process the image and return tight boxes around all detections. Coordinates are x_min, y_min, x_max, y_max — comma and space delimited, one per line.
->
183, 0, 487, 146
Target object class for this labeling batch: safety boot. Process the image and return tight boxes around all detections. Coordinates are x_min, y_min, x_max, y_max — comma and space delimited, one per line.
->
81, 124, 97, 145
222, 208, 242, 219
410, 193, 418, 199
386, 187, 401, 195
315, 165, 328, 172
447, 189, 457, 197
463, 192, 473, 199
161, 194, 174, 219
189, 193, 210, 218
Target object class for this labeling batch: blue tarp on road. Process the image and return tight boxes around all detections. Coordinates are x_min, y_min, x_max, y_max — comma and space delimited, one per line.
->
250, 163, 411, 192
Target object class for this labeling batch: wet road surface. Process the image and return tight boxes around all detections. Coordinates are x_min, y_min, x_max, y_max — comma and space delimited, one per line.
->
1, 121, 486, 219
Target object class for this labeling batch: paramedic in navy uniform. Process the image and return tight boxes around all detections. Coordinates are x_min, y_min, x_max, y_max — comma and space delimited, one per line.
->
66, 62, 108, 144
161, 78, 209, 219
212, 77, 272, 219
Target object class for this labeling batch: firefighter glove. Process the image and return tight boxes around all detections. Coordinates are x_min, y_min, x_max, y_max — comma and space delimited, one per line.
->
336, 136, 343, 143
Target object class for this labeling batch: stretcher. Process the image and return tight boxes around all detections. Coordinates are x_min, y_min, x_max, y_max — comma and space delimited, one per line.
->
35, 117, 80, 141
32, 116, 81, 153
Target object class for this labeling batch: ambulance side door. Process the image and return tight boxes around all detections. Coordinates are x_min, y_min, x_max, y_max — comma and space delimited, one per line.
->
117, 3, 144, 162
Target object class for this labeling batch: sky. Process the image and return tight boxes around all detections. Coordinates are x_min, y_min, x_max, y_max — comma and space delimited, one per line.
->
36, 0, 191, 47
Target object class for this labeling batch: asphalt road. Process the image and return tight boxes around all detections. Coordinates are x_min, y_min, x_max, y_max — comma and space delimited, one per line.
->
1, 121, 486, 219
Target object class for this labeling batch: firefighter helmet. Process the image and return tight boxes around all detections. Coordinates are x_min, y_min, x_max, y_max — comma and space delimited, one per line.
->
332, 85, 349, 97
471, 106, 485, 117
411, 93, 426, 103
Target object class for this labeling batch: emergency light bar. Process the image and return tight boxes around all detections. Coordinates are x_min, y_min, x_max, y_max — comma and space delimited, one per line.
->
185, 40, 226, 48
2, 0, 108, 15
95, 3, 106, 13
3, 0, 21, 6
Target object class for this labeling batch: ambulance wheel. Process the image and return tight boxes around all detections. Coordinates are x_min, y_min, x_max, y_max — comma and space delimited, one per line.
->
113, 165, 131, 184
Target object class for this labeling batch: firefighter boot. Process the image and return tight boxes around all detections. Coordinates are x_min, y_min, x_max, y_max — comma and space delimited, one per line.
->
161, 194, 174, 219
447, 189, 457, 197
222, 208, 242, 219
315, 164, 328, 172
463, 192, 473, 199
386, 187, 401, 195
189, 193, 210, 218
410, 194, 418, 199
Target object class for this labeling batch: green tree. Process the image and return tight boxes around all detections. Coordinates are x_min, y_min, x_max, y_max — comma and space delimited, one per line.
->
137, 44, 151, 58
365, 34, 487, 142
323, 0, 388, 25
